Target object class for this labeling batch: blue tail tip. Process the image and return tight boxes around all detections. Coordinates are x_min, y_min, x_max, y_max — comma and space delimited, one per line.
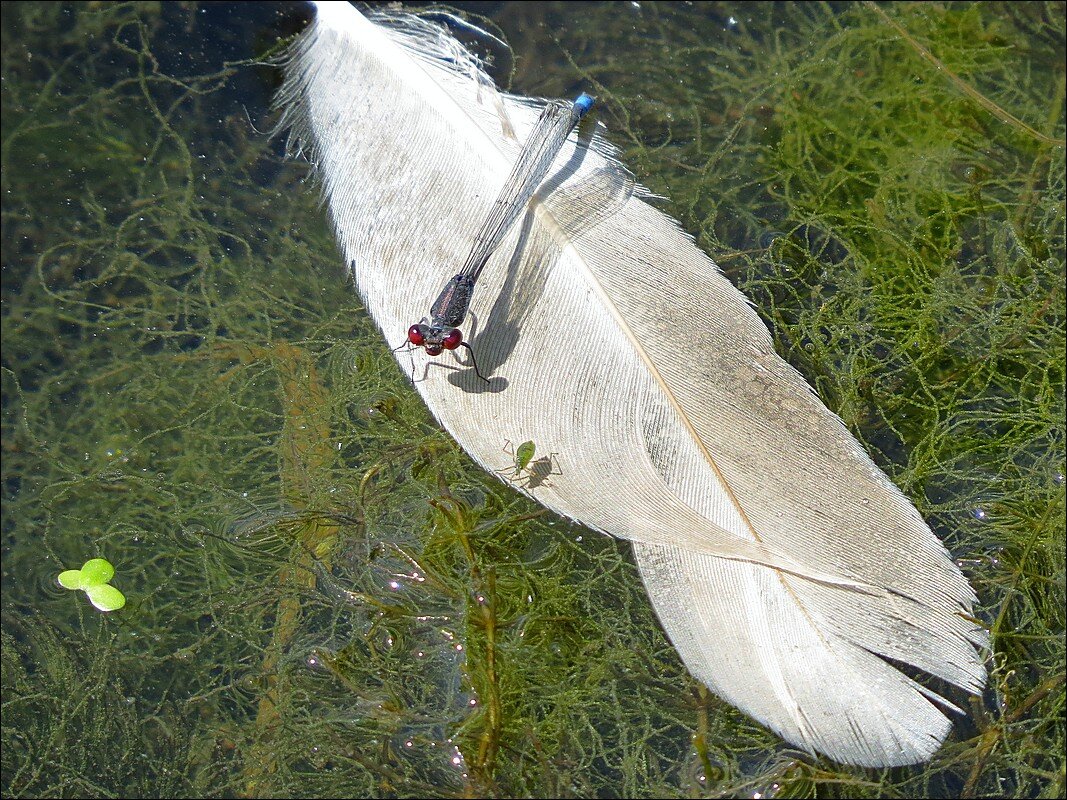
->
574, 92, 595, 116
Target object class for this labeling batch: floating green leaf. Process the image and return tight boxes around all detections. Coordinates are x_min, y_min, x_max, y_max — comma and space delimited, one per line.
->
79, 558, 115, 585
57, 569, 89, 591
84, 584, 126, 613
57, 559, 126, 612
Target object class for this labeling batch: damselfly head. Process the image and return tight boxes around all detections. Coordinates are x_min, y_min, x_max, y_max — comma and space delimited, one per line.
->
407, 323, 463, 356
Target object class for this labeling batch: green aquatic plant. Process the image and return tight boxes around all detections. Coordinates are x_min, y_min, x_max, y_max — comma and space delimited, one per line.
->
57, 558, 126, 612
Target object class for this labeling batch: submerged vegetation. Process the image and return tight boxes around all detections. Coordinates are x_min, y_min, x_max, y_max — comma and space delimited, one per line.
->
2, 2, 1063, 797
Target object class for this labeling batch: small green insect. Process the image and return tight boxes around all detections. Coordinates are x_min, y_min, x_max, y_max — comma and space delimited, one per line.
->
512, 439, 537, 477
57, 558, 126, 612
501, 439, 562, 488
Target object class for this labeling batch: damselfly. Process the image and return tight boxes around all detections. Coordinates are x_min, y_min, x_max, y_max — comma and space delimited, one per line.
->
405, 93, 596, 380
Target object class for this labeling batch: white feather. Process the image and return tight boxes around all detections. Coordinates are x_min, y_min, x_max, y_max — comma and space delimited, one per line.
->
276, 1, 987, 767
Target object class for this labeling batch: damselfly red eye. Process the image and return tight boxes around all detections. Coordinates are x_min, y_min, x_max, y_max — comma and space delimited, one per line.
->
407, 325, 425, 346
442, 329, 463, 350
